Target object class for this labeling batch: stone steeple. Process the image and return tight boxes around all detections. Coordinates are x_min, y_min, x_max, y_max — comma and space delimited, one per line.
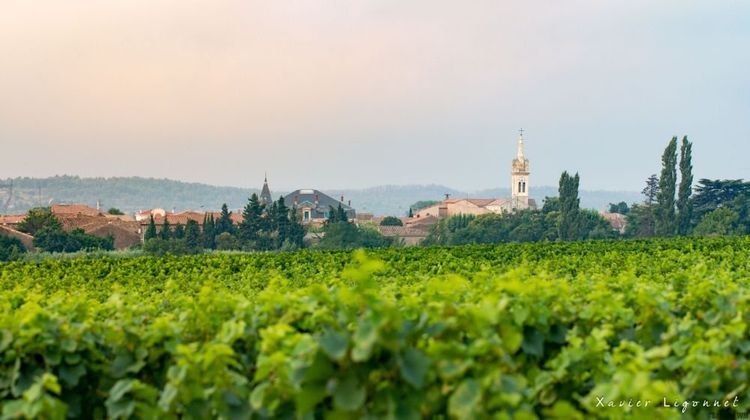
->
511, 130, 530, 208
260, 173, 273, 206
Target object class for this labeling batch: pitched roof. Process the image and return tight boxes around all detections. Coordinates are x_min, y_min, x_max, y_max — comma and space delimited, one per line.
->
0, 214, 26, 225
260, 176, 273, 205
283, 189, 355, 211
51, 204, 101, 217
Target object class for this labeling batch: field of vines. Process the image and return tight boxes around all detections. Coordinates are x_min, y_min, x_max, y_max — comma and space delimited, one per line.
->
2, 237, 750, 419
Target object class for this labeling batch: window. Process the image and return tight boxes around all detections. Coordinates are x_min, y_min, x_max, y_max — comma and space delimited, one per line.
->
303, 210, 310, 221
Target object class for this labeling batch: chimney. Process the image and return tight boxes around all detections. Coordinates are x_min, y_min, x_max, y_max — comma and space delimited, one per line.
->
315, 194, 319, 206
340, 195, 344, 202
348, 200, 351, 207
294, 195, 298, 205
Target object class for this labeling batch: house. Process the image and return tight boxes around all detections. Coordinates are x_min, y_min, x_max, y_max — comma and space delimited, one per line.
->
600, 212, 628, 234
282, 189, 356, 224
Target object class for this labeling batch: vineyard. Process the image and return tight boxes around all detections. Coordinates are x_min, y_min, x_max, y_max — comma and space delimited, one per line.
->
1, 237, 750, 419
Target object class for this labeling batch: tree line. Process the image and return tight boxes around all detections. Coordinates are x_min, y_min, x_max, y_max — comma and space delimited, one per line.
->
142, 194, 306, 255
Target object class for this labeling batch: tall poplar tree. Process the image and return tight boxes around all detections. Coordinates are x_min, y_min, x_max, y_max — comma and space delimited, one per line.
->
558, 171, 581, 241
676, 136, 693, 235
655, 137, 678, 236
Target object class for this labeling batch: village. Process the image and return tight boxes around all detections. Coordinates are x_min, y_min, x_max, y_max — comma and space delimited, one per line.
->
0, 133, 627, 252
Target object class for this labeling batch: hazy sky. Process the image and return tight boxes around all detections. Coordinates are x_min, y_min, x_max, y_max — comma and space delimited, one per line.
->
1, 1, 748, 191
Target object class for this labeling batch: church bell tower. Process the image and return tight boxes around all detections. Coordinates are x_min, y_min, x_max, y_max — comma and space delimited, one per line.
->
511, 130, 530, 208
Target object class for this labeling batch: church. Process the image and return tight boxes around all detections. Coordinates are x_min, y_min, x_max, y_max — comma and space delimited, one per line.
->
413, 131, 537, 219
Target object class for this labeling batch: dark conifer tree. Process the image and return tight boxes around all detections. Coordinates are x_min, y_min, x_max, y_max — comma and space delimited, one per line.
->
216, 203, 234, 235
337, 203, 348, 222
288, 206, 305, 248
185, 219, 201, 251
276, 196, 290, 245
160, 215, 171, 240
239, 194, 264, 242
203, 213, 216, 249
173, 222, 185, 239
558, 171, 581, 241
145, 215, 157, 241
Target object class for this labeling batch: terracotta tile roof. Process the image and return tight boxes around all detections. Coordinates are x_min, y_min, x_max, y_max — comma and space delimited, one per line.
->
51, 204, 101, 217
0, 214, 26, 225
600, 212, 627, 231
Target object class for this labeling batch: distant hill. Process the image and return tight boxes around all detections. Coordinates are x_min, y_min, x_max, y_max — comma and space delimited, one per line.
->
0, 176, 641, 216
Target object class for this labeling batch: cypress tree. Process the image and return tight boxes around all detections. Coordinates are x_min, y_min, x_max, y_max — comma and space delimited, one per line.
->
173, 223, 185, 239
676, 136, 693, 235
203, 213, 216, 249
289, 206, 305, 248
655, 137, 678, 236
276, 196, 290, 246
216, 203, 234, 235
145, 215, 157, 241
337, 203, 348, 222
160, 215, 171, 240
185, 219, 201, 251
558, 171, 581, 241
408, 207, 414, 218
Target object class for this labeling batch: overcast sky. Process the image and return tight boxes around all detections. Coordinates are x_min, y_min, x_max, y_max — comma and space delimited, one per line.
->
1, 1, 748, 191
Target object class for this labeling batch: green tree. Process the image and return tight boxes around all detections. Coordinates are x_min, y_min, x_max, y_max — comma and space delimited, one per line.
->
0, 235, 26, 262
693, 207, 740, 237
216, 204, 235, 235
172, 223, 185, 239
275, 196, 290, 246
145, 215, 157, 241
287, 206, 305, 249
541, 197, 559, 213
607, 202, 629, 215
327, 205, 339, 224
160, 216, 171, 240
239, 194, 264, 242
380, 216, 403, 226
558, 171, 581, 241
408, 208, 414, 218
655, 137, 678, 236
692, 179, 750, 223
676, 136, 693, 235
202, 213, 216, 249
107, 208, 124, 215
185, 219, 201, 251
17, 208, 61, 236
337, 204, 348, 222
643, 174, 660, 206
